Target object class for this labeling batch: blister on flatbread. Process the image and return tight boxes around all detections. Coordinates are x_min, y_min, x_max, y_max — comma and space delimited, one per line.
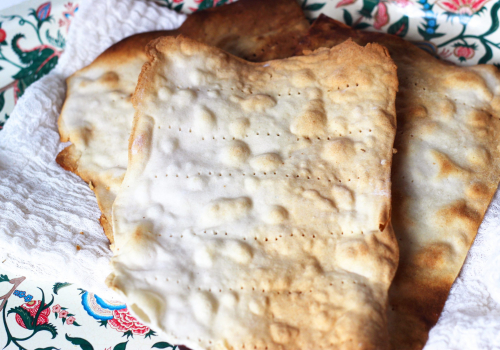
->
56, 0, 310, 243
108, 35, 399, 350
295, 15, 500, 350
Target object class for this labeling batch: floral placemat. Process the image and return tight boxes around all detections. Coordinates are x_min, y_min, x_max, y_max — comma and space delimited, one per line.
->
0, 0, 78, 129
0, 268, 181, 350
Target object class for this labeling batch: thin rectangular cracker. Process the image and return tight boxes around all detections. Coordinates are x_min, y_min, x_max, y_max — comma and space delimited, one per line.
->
108, 36, 399, 350
294, 15, 500, 350
56, 0, 310, 244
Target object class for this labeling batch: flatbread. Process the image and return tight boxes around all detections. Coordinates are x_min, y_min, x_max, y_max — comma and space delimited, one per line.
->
107, 36, 399, 349
295, 15, 500, 350
56, 0, 310, 244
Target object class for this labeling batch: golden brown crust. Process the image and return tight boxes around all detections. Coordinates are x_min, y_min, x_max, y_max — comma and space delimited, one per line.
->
113, 35, 399, 350
87, 0, 309, 67
56, 0, 310, 244
297, 14, 500, 350
55, 144, 80, 173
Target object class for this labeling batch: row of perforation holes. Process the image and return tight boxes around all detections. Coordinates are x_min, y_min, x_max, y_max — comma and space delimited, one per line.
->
157, 125, 373, 139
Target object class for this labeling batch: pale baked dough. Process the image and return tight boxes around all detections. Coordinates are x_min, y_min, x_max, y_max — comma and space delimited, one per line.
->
108, 36, 399, 350
295, 15, 500, 350
56, 0, 310, 244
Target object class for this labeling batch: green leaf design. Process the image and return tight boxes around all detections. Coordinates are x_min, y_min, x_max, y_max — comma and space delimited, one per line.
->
12, 53, 58, 98
113, 341, 128, 350
358, 0, 379, 18
35, 323, 58, 339
343, 9, 353, 27
45, 29, 65, 49
122, 330, 134, 339
417, 26, 446, 41
10, 33, 60, 98
0, 274, 9, 282
387, 15, 409, 37
417, 26, 431, 40
11, 34, 45, 65
98, 319, 108, 327
8, 306, 35, 330
484, 1, 500, 37
0, 92, 4, 113
34, 288, 54, 330
173, 3, 183, 11
479, 40, 493, 64
0, 113, 10, 129
197, 0, 213, 11
152, 342, 175, 349
65, 334, 94, 350
144, 329, 157, 339
35, 347, 59, 350
354, 23, 371, 30
73, 321, 81, 326
304, 3, 326, 11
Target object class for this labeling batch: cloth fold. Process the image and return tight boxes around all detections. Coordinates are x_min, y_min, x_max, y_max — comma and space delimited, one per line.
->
0, 0, 499, 348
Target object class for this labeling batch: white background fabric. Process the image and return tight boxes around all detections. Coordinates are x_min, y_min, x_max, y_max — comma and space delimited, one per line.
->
0, 0, 499, 348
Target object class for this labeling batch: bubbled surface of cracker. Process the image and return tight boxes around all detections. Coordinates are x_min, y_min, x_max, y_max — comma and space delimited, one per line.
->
56, 0, 310, 244
108, 36, 399, 350
295, 15, 500, 350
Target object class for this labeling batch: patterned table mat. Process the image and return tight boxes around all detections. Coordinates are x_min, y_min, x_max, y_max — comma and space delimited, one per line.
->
0, 269, 180, 350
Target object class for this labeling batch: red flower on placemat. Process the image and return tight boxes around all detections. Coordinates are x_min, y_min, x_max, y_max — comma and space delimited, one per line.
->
66, 316, 75, 325
439, 0, 490, 15
15, 300, 50, 328
374, 2, 390, 29
453, 42, 477, 61
336, 0, 357, 7
0, 29, 6, 44
35, 2, 51, 21
108, 308, 150, 335
438, 0, 491, 24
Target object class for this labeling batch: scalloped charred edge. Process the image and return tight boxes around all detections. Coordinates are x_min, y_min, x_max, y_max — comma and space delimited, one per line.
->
55, 145, 80, 174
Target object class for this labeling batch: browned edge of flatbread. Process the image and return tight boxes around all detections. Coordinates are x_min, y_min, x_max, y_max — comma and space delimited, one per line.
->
56, 0, 310, 244
295, 14, 500, 350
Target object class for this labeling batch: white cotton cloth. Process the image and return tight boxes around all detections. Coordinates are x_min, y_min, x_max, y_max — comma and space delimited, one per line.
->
0, 0, 500, 347
0, 0, 186, 299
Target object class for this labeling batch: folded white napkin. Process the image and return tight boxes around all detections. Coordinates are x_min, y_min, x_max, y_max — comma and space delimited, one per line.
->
0, 0, 499, 348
